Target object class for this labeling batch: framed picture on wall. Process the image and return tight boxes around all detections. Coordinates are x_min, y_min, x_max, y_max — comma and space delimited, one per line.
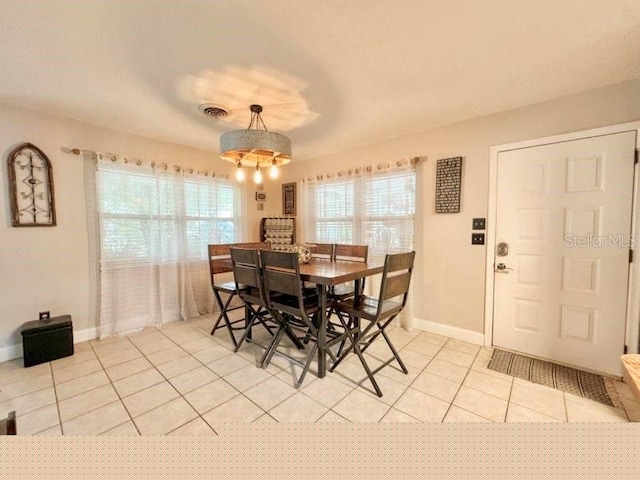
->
282, 182, 296, 216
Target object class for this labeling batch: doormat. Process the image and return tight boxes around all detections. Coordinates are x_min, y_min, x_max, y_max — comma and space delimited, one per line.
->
487, 349, 621, 407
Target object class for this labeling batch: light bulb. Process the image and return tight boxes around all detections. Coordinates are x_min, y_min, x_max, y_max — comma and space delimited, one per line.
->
235, 163, 245, 181
270, 160, 279, 179
253, 166, 263, 184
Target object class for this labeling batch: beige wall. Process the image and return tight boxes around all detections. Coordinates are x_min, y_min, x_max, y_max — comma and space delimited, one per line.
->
281, 79, 640, 336
1, 78, 639, 357
0, 102, 272, 354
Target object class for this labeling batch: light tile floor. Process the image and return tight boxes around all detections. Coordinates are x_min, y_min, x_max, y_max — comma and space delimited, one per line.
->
1, 311, 638, 434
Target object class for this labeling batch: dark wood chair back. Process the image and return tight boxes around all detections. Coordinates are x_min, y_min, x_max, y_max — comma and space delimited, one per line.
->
306, 242, 334, 260
260, 249, 319, 325
378, 251, 415, 310
331, 244, 369, 296
208, 243, 233, 279
333, 244, 368, 262
260, 250, 303, 299
208, 242, 270, 285
230, 247, 266, 303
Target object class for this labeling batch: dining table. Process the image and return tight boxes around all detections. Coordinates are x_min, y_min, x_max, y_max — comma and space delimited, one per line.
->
297, 257, 384, 378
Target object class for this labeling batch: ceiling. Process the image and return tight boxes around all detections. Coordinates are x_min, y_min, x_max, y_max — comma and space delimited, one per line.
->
1, 1, 639, 161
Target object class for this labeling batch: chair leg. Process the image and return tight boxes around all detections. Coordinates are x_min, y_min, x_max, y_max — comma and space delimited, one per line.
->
359, 315, 408, 374
210, 291, 240, 348
378, 322, 408, 374
233, 305, 261, 353
330, 314, 407, 397
336, 312, 356, 358
353, 343, 383, 397
329, 314, 360, 373
295, 342, 318, 388
259, 322, 288, 367
330, 314, 383, 397
283, 326, 305, 350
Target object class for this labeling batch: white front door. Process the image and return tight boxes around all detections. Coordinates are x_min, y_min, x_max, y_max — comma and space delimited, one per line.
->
493, 131, 637, 376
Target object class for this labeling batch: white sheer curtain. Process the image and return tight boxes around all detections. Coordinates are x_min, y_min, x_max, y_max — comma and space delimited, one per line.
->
87, 153, 245, 337
300, 158, 419, 329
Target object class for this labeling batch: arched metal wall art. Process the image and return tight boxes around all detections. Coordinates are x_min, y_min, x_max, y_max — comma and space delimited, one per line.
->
7, 143, 56, 226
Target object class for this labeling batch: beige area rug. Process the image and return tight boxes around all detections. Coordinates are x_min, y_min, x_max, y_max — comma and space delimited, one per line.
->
488, 349, 621, 407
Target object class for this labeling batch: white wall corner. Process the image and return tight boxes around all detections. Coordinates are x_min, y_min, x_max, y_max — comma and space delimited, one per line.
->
412, 317, 485, 345
0, 327, 99, 363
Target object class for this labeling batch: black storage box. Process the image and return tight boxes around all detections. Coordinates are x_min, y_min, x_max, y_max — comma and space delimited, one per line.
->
20, 315, 74, 367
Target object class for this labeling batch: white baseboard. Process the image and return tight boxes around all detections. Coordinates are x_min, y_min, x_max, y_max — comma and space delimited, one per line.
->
0, 320, 484, 362
73, 327, 98, 344
0, 326, 99, 363
412, 318, 485, 345
0, 344, 23, 364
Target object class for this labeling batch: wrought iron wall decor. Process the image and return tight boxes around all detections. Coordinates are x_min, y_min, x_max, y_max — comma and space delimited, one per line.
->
435, 156, 463, 213
7, 143, 56, 226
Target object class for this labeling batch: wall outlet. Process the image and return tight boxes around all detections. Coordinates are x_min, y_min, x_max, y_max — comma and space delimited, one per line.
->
471, 233, 485, 245
39, 311, 50, 320
472, 218, 486, 230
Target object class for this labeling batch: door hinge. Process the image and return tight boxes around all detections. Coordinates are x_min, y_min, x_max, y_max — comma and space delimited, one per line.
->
624, 345, 628, 354
630, 249, 634, 263
635, 149, 639, 164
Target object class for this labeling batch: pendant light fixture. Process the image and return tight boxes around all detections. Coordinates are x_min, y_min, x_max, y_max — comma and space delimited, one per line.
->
220, 104, 292, 183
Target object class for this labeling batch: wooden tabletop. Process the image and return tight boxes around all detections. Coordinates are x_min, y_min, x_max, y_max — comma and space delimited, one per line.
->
298, 258, 384, 286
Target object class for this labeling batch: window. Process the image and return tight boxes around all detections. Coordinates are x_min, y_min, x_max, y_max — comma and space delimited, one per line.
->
311, 180, 355, 243
362, 170, 415, 257
98, 165, 244, 265
93, 158, 245, 335
302, 167, 416, 259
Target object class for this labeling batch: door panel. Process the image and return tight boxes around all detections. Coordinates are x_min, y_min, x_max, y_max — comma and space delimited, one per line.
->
493, 131, 636, 376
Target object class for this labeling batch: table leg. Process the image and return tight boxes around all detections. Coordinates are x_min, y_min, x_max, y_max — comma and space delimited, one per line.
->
317, 284, 327, 378
354, 279, 362, 299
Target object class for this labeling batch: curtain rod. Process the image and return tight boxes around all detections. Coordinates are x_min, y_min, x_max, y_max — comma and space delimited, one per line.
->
62, 146, 230, 178
63, 147, 118, 159
64, 146, 146, 164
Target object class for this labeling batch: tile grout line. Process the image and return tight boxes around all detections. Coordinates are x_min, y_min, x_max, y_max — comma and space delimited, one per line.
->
129, 324, 227, 434
436, 342, 480, 423
89, 337, 141, 435
7, 319, 636, 431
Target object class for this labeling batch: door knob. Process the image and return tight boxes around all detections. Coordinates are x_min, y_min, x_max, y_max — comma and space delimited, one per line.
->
495, 262, 513, 274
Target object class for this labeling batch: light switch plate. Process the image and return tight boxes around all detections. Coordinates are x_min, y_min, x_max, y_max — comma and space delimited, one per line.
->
472, 218, 486, 230
471, 233, 485, 245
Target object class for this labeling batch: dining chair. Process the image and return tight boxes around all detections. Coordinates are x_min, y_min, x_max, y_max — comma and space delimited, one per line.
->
301, 242, 334, 292
230, 247, 304, 355
333, 244, 368, 263
208, 242, 270, 347
306, 242, 334, 260
259, 250, 344, 387
0, 411, 16, 435
331, 244, 369, 299
329, 251, 415, 397
326, 243, 370, 343
229, 247, 274, 353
